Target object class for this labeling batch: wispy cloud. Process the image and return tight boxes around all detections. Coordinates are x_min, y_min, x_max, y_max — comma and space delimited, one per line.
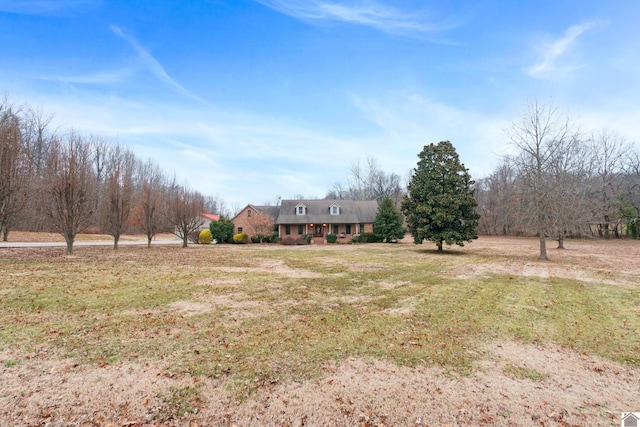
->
253, 0, 456, 37
526, 22, 600, 79
43, 68, 135, 86
350, 92, 508, 176
0, 0, 97, 16
109, 24, 206, 104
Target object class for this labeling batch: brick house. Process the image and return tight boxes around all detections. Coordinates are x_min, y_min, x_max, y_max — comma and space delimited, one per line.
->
231, 204, 280, 238
232, 199, 378, 243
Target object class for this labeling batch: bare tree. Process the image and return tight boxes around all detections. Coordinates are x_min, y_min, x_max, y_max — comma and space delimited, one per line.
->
587, 129, 631, 238
43, 133, 96, 254
327, 156, 404, 204
0, 98, 26, 241
505, 100, 581, 260
101, 144, 136, 249
129, 159, 166, 248
18, 106, 56, 231
475, 161, 519, 236
249, 212, 276, 243
546, 138, 590, 248
165, 182, 205, 248
22, 107, 55, 174
204, 194, 231, 218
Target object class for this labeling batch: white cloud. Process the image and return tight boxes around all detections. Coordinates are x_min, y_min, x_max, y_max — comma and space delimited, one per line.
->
109, 24, 206, 104
40, 68, 135, 86
350, 92, 509, 178
525, 22, 600, 79
14, 88, 369, 206
253, 0, 457, 37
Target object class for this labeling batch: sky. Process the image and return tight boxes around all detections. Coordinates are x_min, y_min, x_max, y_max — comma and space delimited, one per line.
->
2, 0, 640, 209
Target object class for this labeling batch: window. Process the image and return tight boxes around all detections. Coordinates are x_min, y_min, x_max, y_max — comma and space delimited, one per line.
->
298, 225, 303, 235
332, 224, 338, 234
237, 227, 243, 233
360, 224, 365, 233
248, 209, 252, 217
330, 204, 340, 215
285, 225, 291, 235
297, 206, 304, 214
346, 224, 351, 234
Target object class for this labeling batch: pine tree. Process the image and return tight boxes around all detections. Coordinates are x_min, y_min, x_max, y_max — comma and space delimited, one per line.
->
401, 141, 479, 252
373, 196, 406, 242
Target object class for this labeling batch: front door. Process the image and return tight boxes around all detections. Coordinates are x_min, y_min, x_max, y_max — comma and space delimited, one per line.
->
313, 225, 324, 237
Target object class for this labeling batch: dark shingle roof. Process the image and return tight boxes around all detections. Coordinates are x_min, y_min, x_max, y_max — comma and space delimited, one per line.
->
276, 199, 378, 224
254, 205, 281, 219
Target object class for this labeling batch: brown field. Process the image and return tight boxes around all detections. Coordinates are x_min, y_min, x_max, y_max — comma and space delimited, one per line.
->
0, 236, 639, 426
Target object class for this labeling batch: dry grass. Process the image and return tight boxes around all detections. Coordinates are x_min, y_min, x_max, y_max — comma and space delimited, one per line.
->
0, 236, 639, 426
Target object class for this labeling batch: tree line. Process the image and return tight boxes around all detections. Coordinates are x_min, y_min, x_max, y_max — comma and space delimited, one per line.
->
475, 100, 640, 259
3, 95, 638, 258
0, 97, 228, 253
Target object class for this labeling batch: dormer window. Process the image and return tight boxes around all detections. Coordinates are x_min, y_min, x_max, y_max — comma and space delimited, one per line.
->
295, 203, 307, 215
330, 203, 340, 215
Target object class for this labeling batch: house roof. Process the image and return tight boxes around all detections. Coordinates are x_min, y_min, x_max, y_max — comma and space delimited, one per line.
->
230, 204, 280, 223
253, 205, 281, 219
276, 199, 378, 225
200, 213, 220, 221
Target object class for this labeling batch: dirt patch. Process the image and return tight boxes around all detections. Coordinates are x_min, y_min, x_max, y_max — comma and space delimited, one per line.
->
448, 237, 640, 287
2, 339, 637, 426
168, 300, 214, 317
224, 340, 639, 426
209, 259, 324, 279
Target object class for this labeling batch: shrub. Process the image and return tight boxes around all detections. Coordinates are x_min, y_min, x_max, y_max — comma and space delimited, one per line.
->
351, 232, 382, 243
188, 230, 201, 244
232, 232, 249, 244
209, 217, 234, 243
281, 236, 310, 245
253, 231, 278, 243
198, 229, 213, 244
326, 233, 338, 243
302, 234, 313, 244
281, 237, 296, 245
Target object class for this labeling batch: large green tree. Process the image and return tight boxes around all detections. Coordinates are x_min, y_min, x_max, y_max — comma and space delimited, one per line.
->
209, 216, 234, 243
402, 141, 479, 252
373, 196, 406, 242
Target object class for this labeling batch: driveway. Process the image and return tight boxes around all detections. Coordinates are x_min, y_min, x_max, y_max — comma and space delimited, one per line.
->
0, 239, 182, 248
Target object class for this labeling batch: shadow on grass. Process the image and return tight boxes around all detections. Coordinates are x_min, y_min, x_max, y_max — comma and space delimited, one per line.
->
411, 248, 469, 256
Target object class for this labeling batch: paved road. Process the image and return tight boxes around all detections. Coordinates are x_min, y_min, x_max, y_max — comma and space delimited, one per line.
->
0, 239, 183, 248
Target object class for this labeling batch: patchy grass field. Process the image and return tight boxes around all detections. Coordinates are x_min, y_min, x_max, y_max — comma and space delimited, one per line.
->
0, 236, 639, 426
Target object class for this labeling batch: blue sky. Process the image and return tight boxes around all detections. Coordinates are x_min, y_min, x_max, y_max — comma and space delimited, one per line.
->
2, 1, 639, 208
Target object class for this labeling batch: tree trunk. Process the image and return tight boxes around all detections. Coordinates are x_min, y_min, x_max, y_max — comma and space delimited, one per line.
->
182, 235, 188, 248
557, 236, 564, 249
538, 234, 548, 260
113, 233, 120, 250
65, 236, 74, 254
2, 226, 8, 242
147, 236, 152, 248
437, 239, 443, 252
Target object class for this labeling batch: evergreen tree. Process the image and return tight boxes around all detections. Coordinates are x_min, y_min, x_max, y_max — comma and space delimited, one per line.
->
373, 196, 406, 242
209, 216, 234, 243
401, 141, 479, 252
